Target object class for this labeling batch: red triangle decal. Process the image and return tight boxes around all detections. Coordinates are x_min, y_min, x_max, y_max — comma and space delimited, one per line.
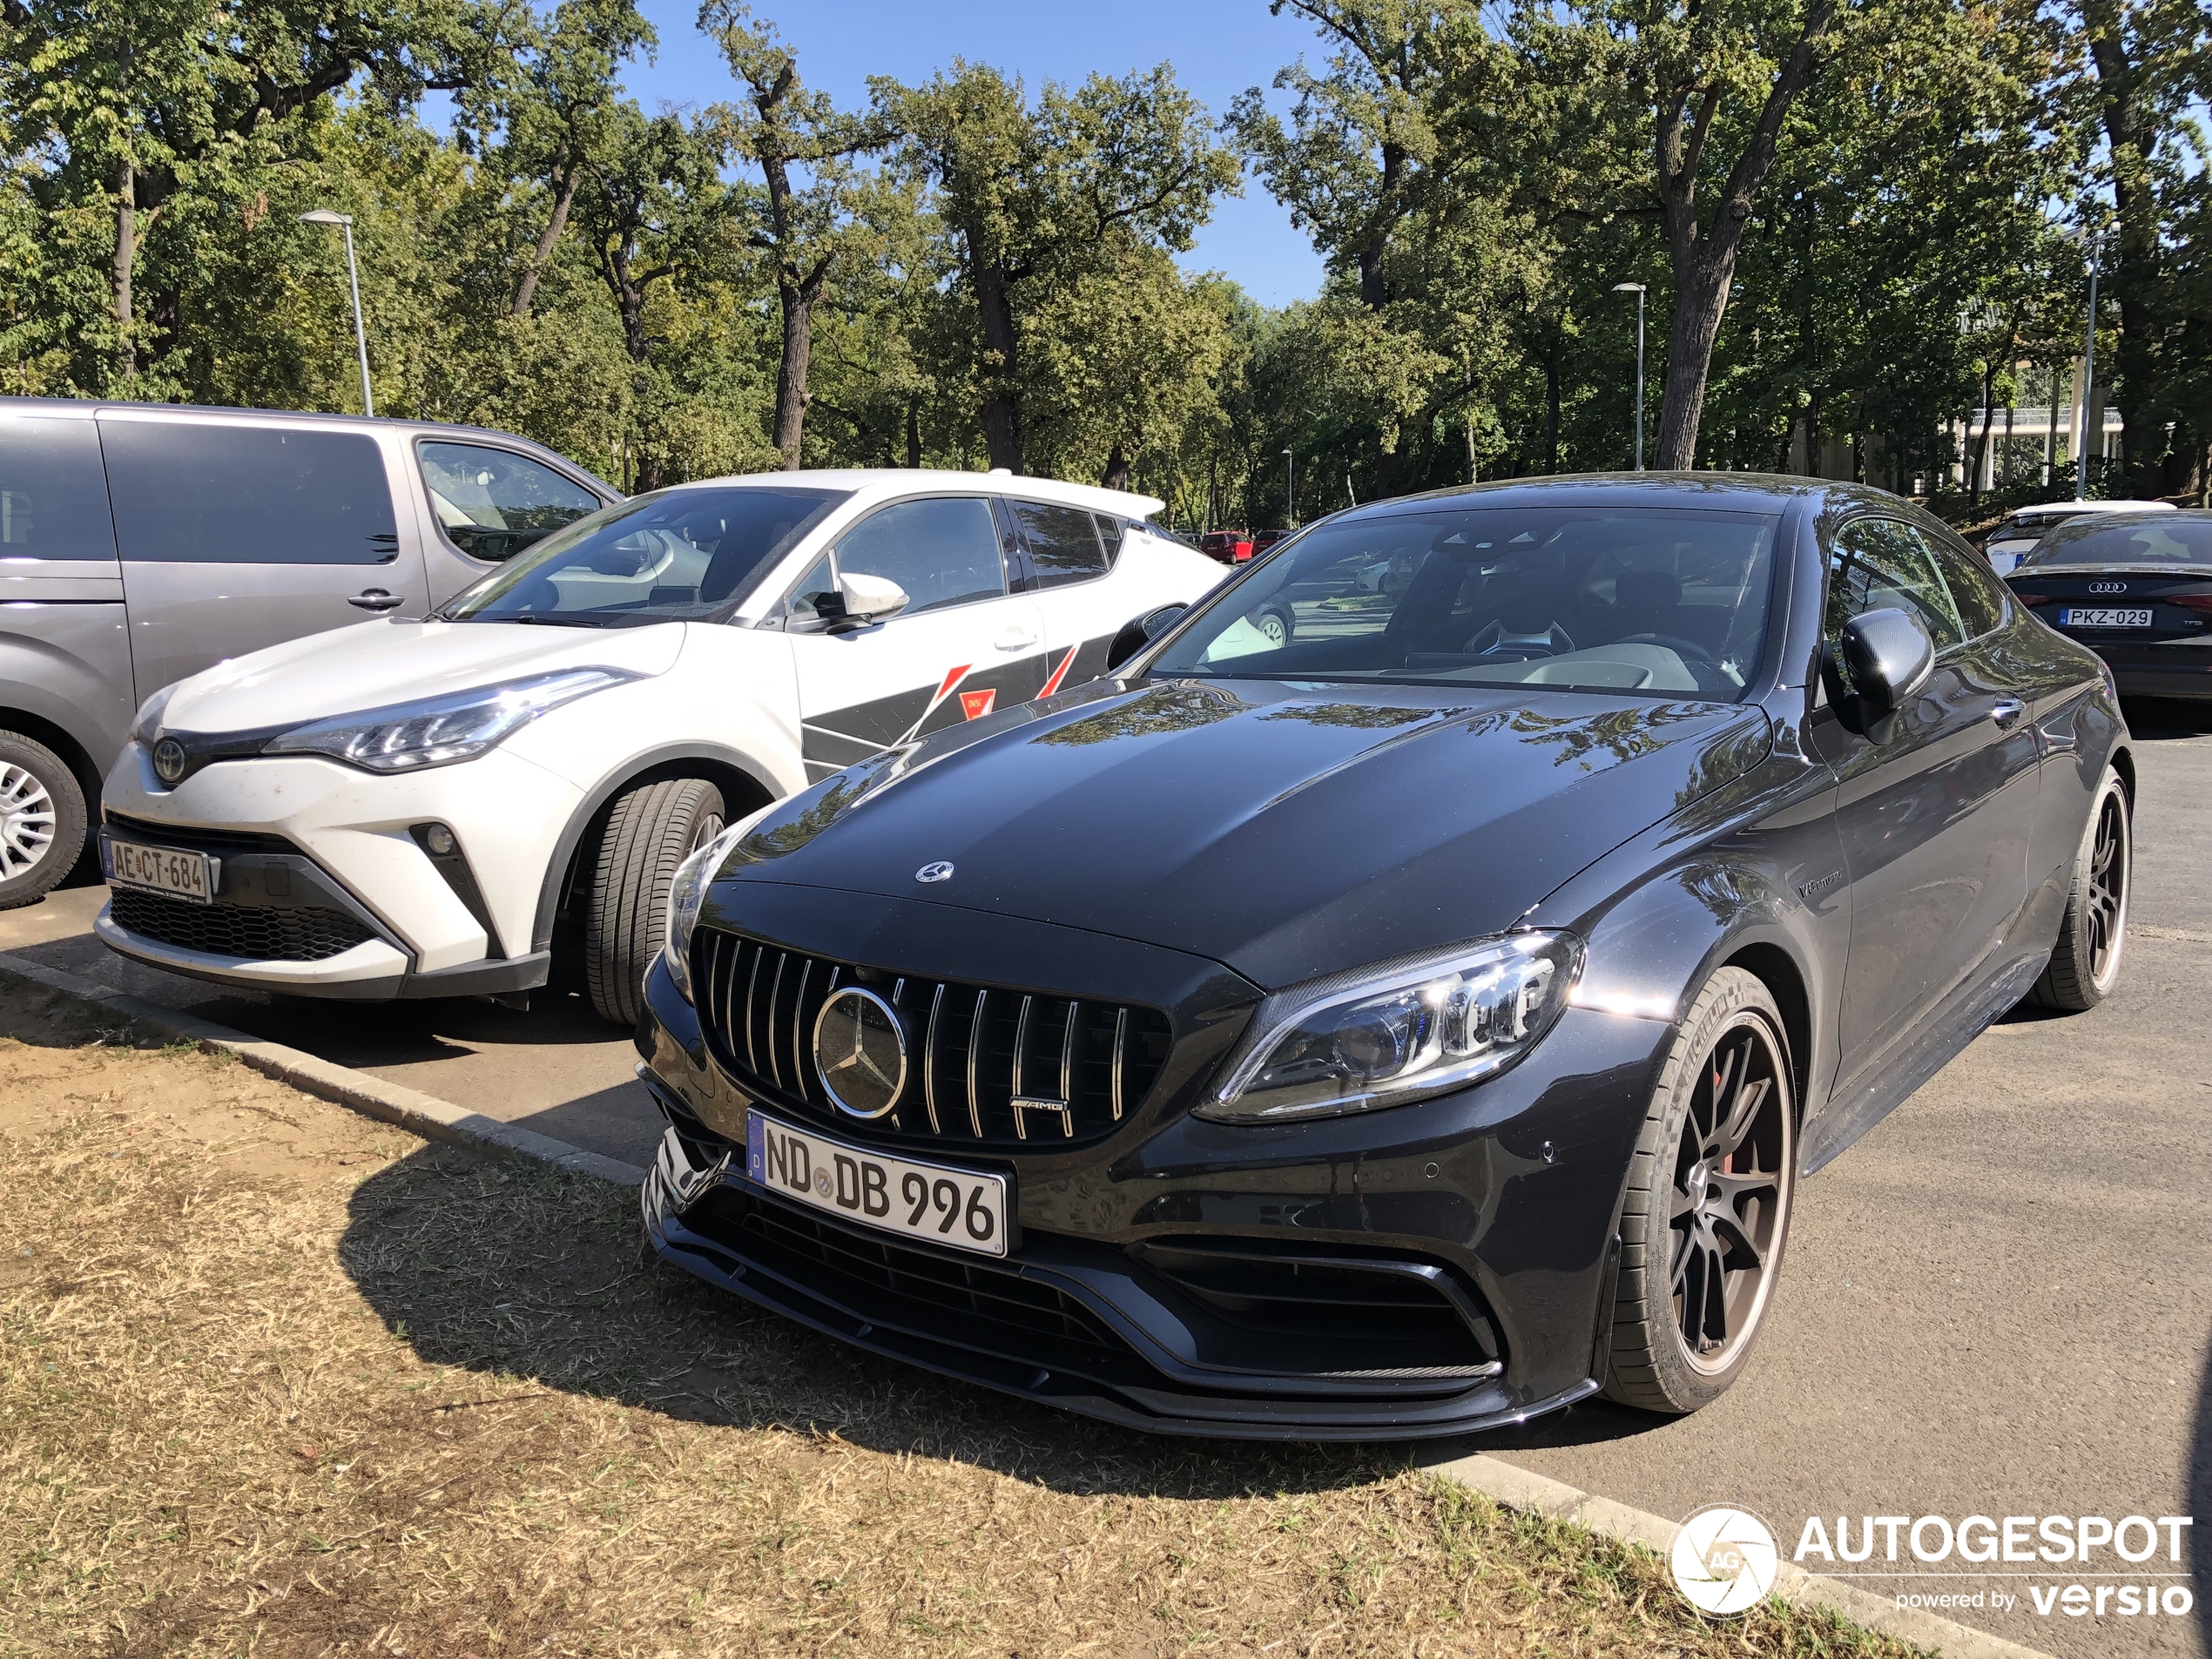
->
958, 688, 997, 721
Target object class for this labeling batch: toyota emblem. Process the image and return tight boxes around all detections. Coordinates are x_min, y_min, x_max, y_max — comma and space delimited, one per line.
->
2088, 581, 2127, 594
152, 738, 187, 786
811, 987, 907, 1119
915, 860, 954, 884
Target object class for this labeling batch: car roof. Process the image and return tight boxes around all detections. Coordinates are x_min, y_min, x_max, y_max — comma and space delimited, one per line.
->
1346, 470, 1885, 523
0, 395, 618, 496
661, 467, 1166, 519
2003, 499, 2175, 519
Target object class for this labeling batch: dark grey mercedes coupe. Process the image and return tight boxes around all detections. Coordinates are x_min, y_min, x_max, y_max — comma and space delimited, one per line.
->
631, 474, 2131, 1440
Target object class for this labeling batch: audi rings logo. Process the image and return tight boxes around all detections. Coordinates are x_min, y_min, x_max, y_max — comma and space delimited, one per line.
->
1669, 1506, 1781, 1615
2089, 581, 2128, 594
811, 987, 907, 1119
152, 738, 188, 787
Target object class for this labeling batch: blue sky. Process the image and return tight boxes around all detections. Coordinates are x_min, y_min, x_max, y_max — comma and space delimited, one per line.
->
612, 0, 1330, 306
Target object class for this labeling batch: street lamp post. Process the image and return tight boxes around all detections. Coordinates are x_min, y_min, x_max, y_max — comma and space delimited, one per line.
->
300, 210, 373, 418
2074, 228, 2104, 498
1612, 282, 1647, 470
1283, 448, 1296, 526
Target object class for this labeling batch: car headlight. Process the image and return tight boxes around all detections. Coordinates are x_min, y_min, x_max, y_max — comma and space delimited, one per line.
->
130, 684, 178, 749
664, 801, 776, 1002
261, 668, 639, 774
1197, 932, 1583, 1124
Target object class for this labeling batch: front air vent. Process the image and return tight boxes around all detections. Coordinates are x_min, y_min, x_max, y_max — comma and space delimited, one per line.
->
691, 926, 1172, 1150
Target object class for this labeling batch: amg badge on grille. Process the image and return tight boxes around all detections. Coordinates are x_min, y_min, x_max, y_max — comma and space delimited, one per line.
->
915, 860, 954, 883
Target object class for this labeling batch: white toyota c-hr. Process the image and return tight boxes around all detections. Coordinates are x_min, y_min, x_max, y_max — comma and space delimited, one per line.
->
96, 469, 1224, 1022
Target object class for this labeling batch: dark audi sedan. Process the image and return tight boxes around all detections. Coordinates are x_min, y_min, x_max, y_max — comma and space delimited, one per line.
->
633, 475, 2132, 1440
2004, 509, 2212, 699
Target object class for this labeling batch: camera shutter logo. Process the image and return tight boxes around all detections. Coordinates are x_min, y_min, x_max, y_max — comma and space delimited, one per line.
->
1669, 1507, 1780, 1615
811, 987, 907, 1119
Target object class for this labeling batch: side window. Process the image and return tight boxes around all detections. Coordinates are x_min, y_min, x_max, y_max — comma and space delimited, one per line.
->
0, 417, 116, 560
786, 552, 833, 623
1921, 527, 2008, 638
101, 421, 399, 565
826, 496, 1006, 615
1093, 513, 1126, 563
1824, 517, 1966, 678
1013, 499, 1108, 588
419, 442, 602, 563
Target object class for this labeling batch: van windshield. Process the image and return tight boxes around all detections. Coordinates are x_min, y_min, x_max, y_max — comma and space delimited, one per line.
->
1146, 507, 1779, 702
438, 486, 847, 626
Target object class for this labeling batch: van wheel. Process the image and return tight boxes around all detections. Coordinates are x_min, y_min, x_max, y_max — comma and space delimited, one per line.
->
584, 778, 724, 1027
0, 732, 87, 911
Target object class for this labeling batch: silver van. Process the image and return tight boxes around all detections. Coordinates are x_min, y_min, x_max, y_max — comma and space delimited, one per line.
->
0, 399, 619, 907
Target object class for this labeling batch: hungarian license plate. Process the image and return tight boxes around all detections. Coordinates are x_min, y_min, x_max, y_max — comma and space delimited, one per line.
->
745, 1109, 1009, 1258
2060, 607, 2153, 629
101, 833, 218, 904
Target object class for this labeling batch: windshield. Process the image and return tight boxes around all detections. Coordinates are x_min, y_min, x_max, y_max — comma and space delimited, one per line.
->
2021, 515, 2212, 569
439, 485, 847, 625
1146, 507, 1779, 701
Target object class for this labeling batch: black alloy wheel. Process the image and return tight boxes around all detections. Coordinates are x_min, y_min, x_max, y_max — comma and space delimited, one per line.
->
1604, 967, 1797, 1414
2031, 764, 2130, 1012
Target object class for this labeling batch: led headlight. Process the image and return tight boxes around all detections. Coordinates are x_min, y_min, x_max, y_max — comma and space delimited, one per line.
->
262, 667, 639, 774
1197, 932, 1583, 1124
664, 802, 777, 1002
130, 685, 178, 749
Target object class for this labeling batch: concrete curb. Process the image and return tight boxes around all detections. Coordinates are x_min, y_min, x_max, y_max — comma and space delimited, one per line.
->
1426, 1453, 2062, 1659
0, 950, 647, 1188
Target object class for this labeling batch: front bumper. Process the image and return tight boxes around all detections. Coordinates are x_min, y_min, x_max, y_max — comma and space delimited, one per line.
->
94, 742, 580, 999
634, 887, 1677, 1440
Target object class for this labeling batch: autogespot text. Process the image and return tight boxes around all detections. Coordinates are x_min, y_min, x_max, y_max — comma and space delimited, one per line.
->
1791, 1513, 2195, 1620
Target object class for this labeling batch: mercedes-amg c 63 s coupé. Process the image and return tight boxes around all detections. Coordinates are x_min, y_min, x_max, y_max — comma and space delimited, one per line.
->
632, 474, 2133, 1440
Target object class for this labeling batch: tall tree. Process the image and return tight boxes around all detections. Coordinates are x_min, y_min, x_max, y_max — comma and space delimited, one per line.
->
700, 1, 887, 466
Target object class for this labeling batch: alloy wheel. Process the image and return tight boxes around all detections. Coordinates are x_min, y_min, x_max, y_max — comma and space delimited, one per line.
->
1670, 1013, 1792, 1374
0, 762, 56, 879
2085, 790, 2128, 990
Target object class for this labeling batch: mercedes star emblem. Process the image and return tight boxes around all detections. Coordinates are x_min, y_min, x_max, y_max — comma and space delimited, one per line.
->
915, 860, 954, 884
811, 986, 907, 1119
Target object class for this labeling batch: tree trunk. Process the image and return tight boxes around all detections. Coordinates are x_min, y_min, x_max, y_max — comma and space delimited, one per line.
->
2082, 0, 2162, 495
112, 157, 135, 379
1969, 359, 1996, 508
1651, 3, 1835, 469
1546, 333, 1561, 473
512, 160, 581, 320
972, 256, 1022, 472
906, 399, 921, 469
772, 286, 813, 466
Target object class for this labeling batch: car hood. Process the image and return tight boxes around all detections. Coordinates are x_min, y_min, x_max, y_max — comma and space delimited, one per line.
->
724, 678, 1772, 990
156, 618, 687, 733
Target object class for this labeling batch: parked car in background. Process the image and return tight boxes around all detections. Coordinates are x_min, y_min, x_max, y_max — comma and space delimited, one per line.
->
96, 470, 1223, 1022
2006, 509, 2212, 699
1980, 498, 2173, 574
1249, 529, 1292, 559
635, 474, 2130, 1439
1197, 529, 1253, 565
0, 399, 617, 907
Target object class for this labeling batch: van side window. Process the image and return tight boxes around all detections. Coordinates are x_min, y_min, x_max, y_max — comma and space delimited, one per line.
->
101, 421, 399, 565
0, 417, 117, 560
419, 441, 603, 563
1012, 500, 1109, 587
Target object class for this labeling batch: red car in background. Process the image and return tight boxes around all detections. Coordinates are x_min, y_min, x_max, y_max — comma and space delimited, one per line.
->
1198, 529, 1253, 564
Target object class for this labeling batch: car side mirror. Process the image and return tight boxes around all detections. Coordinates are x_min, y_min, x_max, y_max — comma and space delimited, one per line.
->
1106, 604, 1189, 672
1839, 606, 1934, 718
814, 570, 909, 633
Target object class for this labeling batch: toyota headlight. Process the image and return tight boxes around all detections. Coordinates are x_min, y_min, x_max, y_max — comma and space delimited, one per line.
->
130, 684, 178, 748
1197, 932, 1583, 1124
261, 668, 639, 773
664, 802, 775, 1002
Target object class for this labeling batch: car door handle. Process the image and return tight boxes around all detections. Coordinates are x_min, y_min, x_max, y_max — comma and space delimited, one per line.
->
348, 588, 405, 611
1991, 698, 2026, 729
995, 624, 1038, 651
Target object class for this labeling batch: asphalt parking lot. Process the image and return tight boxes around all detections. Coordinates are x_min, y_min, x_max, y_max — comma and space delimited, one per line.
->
3, 703, 2207, 1659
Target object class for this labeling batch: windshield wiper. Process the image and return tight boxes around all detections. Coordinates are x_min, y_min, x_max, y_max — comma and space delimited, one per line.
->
455, 611, 618, 628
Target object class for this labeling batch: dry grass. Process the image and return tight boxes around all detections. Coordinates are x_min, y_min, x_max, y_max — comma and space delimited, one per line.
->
0, 984, 1925, 1658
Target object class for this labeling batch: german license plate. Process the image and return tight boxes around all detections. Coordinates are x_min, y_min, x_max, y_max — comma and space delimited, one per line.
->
100, 833, 218, 904
745, 1109, 1009, 1258
2060, 607, 2153, 628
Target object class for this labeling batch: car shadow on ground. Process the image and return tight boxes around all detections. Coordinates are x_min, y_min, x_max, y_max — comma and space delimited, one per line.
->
340, 1143, 1459, 1501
